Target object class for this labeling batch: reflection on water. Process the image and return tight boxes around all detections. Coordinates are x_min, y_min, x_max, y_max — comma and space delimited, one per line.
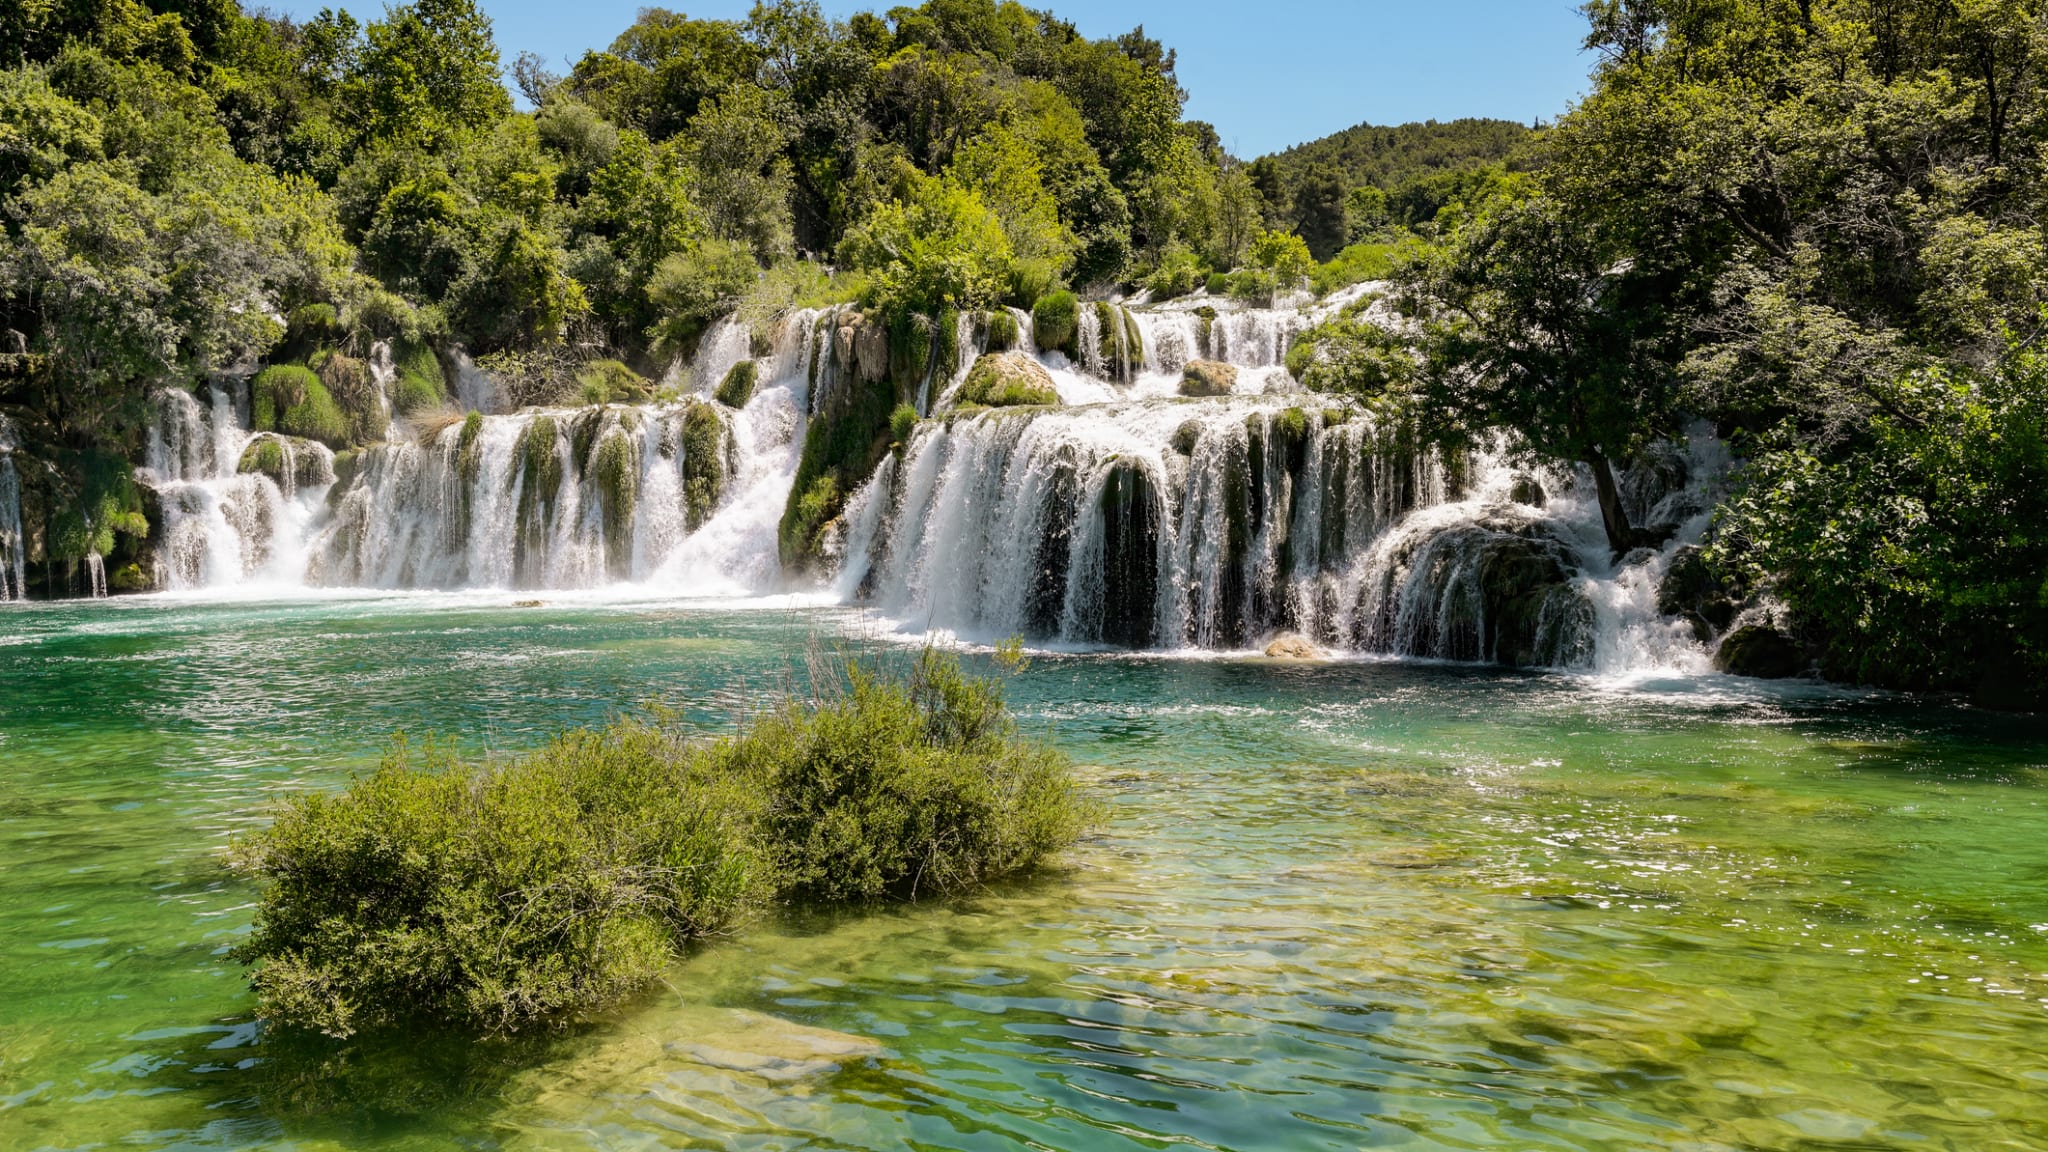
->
1, 595, 2046, 1150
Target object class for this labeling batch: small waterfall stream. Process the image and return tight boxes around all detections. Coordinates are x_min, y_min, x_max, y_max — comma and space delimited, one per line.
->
0, 416, 26, 601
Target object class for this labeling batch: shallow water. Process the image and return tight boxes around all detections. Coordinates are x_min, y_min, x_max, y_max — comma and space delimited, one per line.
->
2, 594, 2046, 1151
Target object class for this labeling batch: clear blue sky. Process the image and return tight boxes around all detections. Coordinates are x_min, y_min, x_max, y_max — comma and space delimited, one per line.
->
269, 0, 1595, 157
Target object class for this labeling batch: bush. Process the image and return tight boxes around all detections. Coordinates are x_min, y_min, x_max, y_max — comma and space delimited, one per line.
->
231, 651, 1088, 1037
984, 309, 1019, 351
253, 365, 349, 448
392, 337, 449, 415
1143, 241, 1204, 300
1204, 272, 1230, 296
1032, 290, 1079, 358
1311, 235, 1425, 296
891, 402, 918, 445
576, 358, 649, 405
715, 359, 758, 408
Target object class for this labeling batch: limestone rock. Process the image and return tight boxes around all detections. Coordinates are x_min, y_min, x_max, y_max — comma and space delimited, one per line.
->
1264, 633, 1323, 660
854, 320, 888, 383
1509, 474, 1546, 507
1180, 359, 1238, 397
958, 352, 1059, 408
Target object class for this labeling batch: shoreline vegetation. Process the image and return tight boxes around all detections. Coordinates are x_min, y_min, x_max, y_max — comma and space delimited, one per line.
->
228, 646, 1090, 1037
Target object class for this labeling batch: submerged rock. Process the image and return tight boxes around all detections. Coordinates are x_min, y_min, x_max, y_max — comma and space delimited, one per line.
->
959, 352, 1059, 408
1180, 359, 1238, 397
1713, 624, 1806, 679
1264, 633, 1324, 660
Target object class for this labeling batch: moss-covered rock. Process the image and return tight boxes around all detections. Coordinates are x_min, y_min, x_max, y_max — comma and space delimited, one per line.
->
252, 365, 349, 448
985, 309, 1019, 352
594, 430, 638, 579
1033, 291, 1079, 358
574, 358, 647, 406
959, 352, 1060, 408
716, 360, 758, 409
681, 401, 726, 531
1180, 360, 1237, 397
237, 433, 333, 490
1714, 624, 1806, 679
514, 415, 563, 587
393, 338, 451, 415
1170, 419, 1202, 455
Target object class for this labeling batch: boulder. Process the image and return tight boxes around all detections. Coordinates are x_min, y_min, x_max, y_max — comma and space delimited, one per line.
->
1180, 359, 1238, 397
1713, 624, 1806, 679
1509, 474, 1547, 507
1264, 633, 1323, 660
1657, 544, 1738, 632
959, 352, 1059, 408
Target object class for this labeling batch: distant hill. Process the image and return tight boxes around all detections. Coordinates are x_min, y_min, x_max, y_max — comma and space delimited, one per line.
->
1260, 117, 1534, 190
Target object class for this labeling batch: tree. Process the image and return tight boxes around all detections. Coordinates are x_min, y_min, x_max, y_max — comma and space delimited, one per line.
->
1410, 192, 1691, 556
1290, 162, 1348, 260
343, 0, 510, 144
837, 168, 1012, 319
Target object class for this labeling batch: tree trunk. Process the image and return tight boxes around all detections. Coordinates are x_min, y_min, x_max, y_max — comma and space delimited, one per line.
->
1587, 452, 1634, 560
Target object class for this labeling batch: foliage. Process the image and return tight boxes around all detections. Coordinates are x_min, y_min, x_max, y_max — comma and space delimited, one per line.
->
890, 402, 917, 445
1031, 290, 1078, 357
390, 337, 447, 415
647, 238, 758, 357
838, 168, 1013, 322
1712, 352, 2048, 693
231, 650, 1088, 1035
1142, 239, 1204, 300
252, 365, 348, 447
1311, 235, 1425, 296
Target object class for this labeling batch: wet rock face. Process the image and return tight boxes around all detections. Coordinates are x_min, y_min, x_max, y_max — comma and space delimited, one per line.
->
1180, 360, 1238, 397
1713, 624, 1807, 679
854, 320, 888, 383
1657, 544, 1740, 641
1359, 511, 1594, 668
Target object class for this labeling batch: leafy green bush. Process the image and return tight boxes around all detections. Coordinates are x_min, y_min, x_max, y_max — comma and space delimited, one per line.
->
1311, 235, 1425, 296
715, 360, 757, 408
231, 651, 1088, 1036
1032, 290, 1079, 357
391, 337, 449, 415
575, 358, 649, 405
1712, 354, 2048, 695
984, 309, 1019, 351
648, 239, 759, 357
839, 170, 1014, 322
1143, 241, 1204, 300
253, 365, 349, 448
1204, 272, 1230, 296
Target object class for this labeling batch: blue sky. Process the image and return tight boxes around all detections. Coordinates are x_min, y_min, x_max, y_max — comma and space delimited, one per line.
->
269, 0, 1595, 157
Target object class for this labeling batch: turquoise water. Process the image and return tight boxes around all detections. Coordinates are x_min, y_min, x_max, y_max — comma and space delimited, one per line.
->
2, 593, 2046, 1150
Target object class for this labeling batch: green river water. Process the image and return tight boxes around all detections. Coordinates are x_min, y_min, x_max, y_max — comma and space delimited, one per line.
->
2, 593, 2046, 1151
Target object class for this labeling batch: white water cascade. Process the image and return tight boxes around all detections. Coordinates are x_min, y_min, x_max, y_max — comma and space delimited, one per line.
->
0, 416, 26, 601
117, 282, 1726, 675
309, 309, 827, 594
138, 384, 335, 590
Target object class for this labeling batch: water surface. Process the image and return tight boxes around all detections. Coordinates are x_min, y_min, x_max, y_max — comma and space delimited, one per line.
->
2, 594, 2045, 1150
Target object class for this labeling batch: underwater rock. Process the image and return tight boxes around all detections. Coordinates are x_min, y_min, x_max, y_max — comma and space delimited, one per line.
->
959, 352, 1059, 408
1180, 360, 1238, 397
1264, 633, 1324, 660
1713, 624, 1807, 679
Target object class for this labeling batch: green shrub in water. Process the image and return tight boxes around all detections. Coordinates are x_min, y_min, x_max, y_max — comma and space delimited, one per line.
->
984, 309, 1019, 352
716, 360, 758, 409
1032, 290, 1079, 358
231, 650, 1088, 1036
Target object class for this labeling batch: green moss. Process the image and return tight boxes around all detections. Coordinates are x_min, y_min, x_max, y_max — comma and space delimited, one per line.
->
1032, 291, 1080, 358
391, 338, 448, 417
779, 366, 897, 572
985, 309, 1019, 352
1323, 407, 1351, 427
715, 360, 758, 409
594, 431, 638, 579
252, 365, 348, 448
681, 401, 726, 531
515, 415, 562, 586
960, 353, 1059, 408
1171, 419, 1202, 456
108, 563, 149, 593
891, 403, 918, 446
890, 313, 934, 384
238, 436, 285, 481
575, 358, 647, 405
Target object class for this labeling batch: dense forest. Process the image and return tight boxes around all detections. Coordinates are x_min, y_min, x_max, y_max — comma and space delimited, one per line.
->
1, 0, 2043, 702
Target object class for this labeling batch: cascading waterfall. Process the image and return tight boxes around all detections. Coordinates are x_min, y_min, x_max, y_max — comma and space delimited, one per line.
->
0, 416, 26, 601
116, 280, 1724, 675
138, 384, 333, 589
310, 308, 825, 593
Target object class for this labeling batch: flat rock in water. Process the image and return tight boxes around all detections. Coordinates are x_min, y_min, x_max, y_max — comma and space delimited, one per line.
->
1180, 359, 1237, 397
664, 1008, 883, 1083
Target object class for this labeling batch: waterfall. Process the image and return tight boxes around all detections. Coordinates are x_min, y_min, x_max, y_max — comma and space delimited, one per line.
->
310, 308, 823, 594
0, 416, 25, 601
139, 385, 333, 590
